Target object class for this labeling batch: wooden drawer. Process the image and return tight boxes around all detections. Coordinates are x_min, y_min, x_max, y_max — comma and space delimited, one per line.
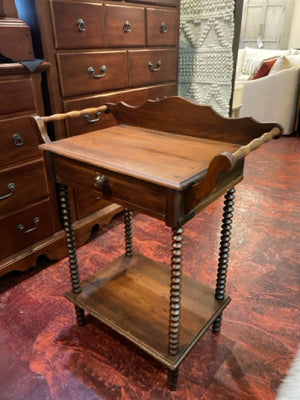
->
0, 21, 34, 61
0, 199, 54, 260
53, 155, 166, 218
57, 51, 128, 97
0, 116, 41, 167
75, 188, 112, 219
127, 0, 179, 6
128, 49, 177, 86
63, 83, 177, 136
106, 4, 145, 47
51, 1, 105, 49
0, 79, 35, 116
147, 8, 178, 46
0, 159, 48, 216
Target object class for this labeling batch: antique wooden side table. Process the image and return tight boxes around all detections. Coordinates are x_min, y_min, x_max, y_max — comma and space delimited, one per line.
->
35, 97, 281, 390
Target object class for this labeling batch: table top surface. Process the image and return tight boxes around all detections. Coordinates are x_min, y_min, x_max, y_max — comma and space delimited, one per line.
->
40, 125, 240, 190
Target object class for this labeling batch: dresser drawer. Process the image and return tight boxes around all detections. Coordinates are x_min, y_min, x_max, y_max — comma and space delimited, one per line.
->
106, 4, 145, 47
147, 8, 178, 46
63, 83, 177, 136
127, 0, 179, 6
0, 159, 48, 216
75, 188, 112, 219
128, 49, 177, 86
0, 79, 36, 116
0, 116, 41, 167
51, 1, 105, 49
0, 199, 54, 260
57, 51, 128, 97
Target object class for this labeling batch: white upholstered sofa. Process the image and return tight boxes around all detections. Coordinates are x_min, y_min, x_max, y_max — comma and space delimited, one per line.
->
233, 47, 300, 135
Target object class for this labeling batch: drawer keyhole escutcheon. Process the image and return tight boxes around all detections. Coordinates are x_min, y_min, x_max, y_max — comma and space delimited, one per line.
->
123, 21, 132, 32
17, 217, 40, 234
77, 18, 86, 32
13, 133, 24, 146
94, 174, 106, 190
82, 111, 101, 124
88, 65, 107, 79
160, 22, 168, 33
0, 182, 15, 200
148, 60, 162, 72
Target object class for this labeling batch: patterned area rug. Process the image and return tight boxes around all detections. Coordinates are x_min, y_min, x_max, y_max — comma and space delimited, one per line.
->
178, 0, 235, 116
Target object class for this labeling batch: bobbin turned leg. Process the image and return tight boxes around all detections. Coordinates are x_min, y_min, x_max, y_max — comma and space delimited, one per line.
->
124, 209, 134, 256
213, 187, 235, 333
167, 225, 184, 390
58, 184, 85, 326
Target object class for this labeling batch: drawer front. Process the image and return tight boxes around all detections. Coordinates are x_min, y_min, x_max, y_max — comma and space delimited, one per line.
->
51, 1, 105, 49
0, 79, 35, 116
0, 199, 54, 260
63, 83, 177, 136
127, 0, 179, 6
57, 51, 128, 97
75, 188, 112, 219
106, 4, 145, 47
0, 117, 41, 167
0, 160, 48, 216
53, 156, 166, 218
128, 49, 177, 86
146, 8, 178, 46
0, 25, 34, 62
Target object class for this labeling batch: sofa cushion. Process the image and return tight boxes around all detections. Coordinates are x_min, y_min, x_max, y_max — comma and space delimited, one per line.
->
242, 57, 263, 76
252, 57, 278, 79
269, 54, 300, 75
242, 47, 288, 67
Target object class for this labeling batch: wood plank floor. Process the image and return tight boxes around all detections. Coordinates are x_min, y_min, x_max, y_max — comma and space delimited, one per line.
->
0, 135, 299, 400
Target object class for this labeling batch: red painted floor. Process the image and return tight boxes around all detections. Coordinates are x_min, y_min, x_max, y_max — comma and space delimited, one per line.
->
0, 136, 299, 400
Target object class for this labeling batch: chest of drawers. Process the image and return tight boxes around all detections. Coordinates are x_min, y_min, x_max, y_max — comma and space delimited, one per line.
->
26, 0, 180, 226
35, 0, 180, 140
0, 63, 62, 275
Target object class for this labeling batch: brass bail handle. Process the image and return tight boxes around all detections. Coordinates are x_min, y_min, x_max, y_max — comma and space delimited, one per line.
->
148, 60, 162, 72
88, 65, 107, 79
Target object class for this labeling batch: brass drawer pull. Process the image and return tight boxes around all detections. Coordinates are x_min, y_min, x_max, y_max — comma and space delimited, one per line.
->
94, 174, 106, 190
77, 18, 86, 32
88, 65, 107, 79
148, 60, 162, 72
13, 133, 24, 146
160, 22, 168, 33
123, 21, 132, 33
82, 111, 101, 124
17, 217, 40, 234
0, 182, 15, 200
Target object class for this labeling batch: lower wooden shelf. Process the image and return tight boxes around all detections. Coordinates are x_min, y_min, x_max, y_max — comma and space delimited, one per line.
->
65, 253, 230, 369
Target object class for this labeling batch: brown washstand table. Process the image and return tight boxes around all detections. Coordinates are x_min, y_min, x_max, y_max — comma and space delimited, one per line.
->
34, 96, 282, 390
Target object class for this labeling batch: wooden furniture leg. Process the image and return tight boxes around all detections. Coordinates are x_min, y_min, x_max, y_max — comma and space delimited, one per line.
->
58, 184, 85, 326
124, 209, 134, 256
213, 187, 236, 333
168, 225, 184, 390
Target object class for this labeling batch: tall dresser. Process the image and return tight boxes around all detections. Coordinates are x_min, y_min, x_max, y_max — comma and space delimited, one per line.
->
0, 62, 65, 276
28, 0, 180, 231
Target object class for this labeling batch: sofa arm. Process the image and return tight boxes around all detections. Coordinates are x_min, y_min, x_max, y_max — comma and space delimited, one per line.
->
239, 68, 300, 135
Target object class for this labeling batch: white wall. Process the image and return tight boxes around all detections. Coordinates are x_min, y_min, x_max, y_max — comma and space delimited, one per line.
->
288, 1, 300, 48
